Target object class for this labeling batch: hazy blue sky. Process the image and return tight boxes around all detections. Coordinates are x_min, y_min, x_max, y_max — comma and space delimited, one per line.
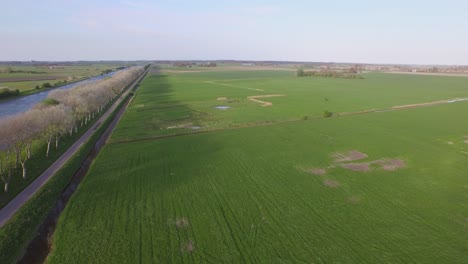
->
2, 0, 467, 64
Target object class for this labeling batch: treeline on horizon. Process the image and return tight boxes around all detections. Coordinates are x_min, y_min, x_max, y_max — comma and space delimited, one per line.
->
296, 68, 365, 79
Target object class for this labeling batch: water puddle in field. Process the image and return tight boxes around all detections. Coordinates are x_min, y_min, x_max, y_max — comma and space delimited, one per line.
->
215, 105, 230, 110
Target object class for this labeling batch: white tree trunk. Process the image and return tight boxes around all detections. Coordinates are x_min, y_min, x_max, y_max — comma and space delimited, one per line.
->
27, 142, 32, 159
20, 161, 27, 179
46, 139, 52, 158
55, 136, 60, 149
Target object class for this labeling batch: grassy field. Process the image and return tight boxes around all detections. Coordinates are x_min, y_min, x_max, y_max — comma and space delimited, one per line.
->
48, 67, 468, 263
0, 65, 118, 93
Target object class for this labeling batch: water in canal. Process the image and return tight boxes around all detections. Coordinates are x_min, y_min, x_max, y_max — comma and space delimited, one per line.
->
0, 71, 116, 118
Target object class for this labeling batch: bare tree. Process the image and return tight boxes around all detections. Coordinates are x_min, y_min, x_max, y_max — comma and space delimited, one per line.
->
0, 119, 14, 192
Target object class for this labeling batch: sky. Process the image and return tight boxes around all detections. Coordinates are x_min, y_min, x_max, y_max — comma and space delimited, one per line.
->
1, 0, 467, 65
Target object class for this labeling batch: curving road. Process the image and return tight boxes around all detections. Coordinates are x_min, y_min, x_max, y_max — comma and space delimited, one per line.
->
0, 68, 149, 228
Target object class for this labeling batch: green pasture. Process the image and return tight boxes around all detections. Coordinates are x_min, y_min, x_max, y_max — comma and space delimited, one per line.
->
111, 70, 468, 142
0, 80, 60, 92
48, 68, 468, 263
0, 65, 117, 93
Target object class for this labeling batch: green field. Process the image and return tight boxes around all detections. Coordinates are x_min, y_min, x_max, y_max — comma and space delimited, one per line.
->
0, 65, 118, 93
48, 67, 468, 263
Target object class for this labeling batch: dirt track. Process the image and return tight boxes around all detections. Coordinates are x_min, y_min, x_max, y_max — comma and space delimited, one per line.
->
248, 94, 285, 106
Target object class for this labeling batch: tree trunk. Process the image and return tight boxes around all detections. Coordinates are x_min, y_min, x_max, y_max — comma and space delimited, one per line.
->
20, 161, 26, 179
27, 142, 32, 159
46, 139, 51, 158
55, 136, 60, 149
4, 182, 8, 193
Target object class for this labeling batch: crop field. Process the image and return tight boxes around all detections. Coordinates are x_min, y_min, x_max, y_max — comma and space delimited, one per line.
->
48, 67, 468, 263
0, 65, 117, 93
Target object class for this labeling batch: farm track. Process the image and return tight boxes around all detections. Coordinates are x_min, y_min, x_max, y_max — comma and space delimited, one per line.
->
110, 97, 468, 145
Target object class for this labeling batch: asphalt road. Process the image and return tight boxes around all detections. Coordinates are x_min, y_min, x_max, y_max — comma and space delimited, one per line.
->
0, 68, 148, 228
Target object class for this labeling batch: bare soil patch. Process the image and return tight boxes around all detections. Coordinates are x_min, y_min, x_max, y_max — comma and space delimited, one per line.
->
181, 240, 195, 253
448, 141, 454, 145
333, 150, 368, 163
310, 168, 326, 175
176, 217, 190, 228
341, 163, 371, 172
323, 179, 340, 188
247, 94, 285, 106
217, 97, 227, 101
374, 159, 406, 171
340, 158, 406, 173
348, 196, 361, 204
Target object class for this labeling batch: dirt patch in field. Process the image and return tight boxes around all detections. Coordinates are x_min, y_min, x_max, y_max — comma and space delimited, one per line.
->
341, 163, 371, 172
181, 240, 195, 253
176, 218, 190, 228
324, 179, 340, 188
348, 196, 361, 204
247, 94, 285, 107
217, 97, 227, 101
310, 168, 326, 175
464, 140, 468, 144
340, 158, 406, 173
374, 159, 406, 171
333, 150, 368, 163
448, 141, 454, 145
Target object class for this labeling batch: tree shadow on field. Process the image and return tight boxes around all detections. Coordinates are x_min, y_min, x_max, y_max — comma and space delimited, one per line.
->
112, 66, 213, 141
110, 65, 224, 190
